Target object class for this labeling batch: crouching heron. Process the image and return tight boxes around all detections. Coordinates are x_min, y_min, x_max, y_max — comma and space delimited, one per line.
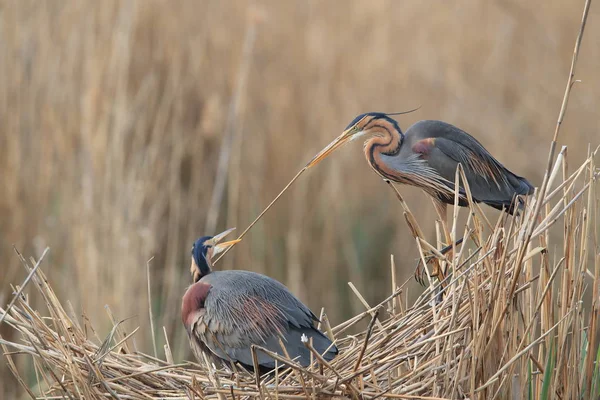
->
182, 228, 338, 373
307, 113, 535, 280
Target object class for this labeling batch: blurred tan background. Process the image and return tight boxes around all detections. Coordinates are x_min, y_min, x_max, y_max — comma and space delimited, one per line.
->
0, 1, 598, 397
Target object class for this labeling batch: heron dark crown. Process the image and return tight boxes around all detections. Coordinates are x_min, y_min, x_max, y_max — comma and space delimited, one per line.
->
345, 112, 403, 134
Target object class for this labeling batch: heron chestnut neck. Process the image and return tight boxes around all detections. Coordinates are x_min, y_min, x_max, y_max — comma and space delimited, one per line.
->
352, 113, 405, 157
190, 228, 241, 283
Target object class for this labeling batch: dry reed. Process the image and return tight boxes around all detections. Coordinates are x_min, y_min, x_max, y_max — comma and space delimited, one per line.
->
1, 146, 598, 399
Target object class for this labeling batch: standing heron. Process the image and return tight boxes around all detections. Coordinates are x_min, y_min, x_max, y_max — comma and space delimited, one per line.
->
307, 113, 534, 278
182, 228, 338, 373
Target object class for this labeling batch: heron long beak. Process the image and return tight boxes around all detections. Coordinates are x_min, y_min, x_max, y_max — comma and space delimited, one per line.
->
306, 128, 356, 168
208, 227, 242, 256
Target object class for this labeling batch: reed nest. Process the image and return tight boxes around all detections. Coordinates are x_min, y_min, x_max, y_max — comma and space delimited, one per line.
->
1, 146, 599, 399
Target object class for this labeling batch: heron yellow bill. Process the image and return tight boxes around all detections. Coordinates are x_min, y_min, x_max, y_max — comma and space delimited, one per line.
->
306, 129, 355, 168
213, 239, 241, 256
209, 227, 242, 256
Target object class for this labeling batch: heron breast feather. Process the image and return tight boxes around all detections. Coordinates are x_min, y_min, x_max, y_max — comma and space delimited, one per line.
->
181, 282, 212, 327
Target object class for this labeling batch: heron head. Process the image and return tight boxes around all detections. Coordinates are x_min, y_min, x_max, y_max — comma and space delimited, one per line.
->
190, 228, 241, 282
306, 112, 403, 168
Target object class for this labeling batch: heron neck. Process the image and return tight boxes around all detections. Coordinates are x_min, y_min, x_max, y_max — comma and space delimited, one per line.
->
363, 124, 403, 158
196, 256, 213, 280
362, 123, 407, 182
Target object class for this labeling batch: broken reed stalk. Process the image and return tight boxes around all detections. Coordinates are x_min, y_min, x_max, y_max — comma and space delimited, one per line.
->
353, 309, 380, 372
146, 256, 157, 359
0, 247, 49, 326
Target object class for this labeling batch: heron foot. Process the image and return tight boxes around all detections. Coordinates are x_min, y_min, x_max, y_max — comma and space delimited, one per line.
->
414, 257, 446, 287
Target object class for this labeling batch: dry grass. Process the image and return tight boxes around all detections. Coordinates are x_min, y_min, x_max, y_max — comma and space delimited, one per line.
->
1, 0, 600, 398
1, 143, 599, 398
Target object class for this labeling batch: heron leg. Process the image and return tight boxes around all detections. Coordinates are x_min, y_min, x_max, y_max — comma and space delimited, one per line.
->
414, 200, 448, 285
432, 200, 451, 281
433, 200, 451, 245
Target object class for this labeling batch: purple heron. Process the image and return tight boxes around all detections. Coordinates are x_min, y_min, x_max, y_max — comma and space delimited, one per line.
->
182, 228, 338, 373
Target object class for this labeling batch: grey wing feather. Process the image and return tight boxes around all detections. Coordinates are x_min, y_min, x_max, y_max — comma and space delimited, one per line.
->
195, 270, 337, 369
204, 325, 337, 370
406, 120, 534, 210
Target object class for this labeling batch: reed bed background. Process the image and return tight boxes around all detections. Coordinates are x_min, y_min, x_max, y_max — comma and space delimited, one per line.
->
0, 1, 599, 398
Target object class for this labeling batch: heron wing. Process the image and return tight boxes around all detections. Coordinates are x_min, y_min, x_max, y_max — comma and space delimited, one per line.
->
191, 271, 337, 370
200, 324, 337, 370
413, 136, 506, 187
406, 121, 533, 210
